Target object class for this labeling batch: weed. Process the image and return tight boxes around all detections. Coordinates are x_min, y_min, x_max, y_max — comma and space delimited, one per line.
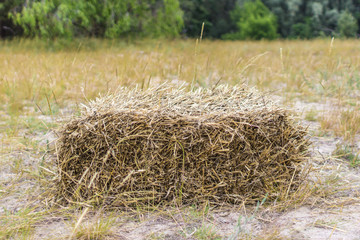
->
319, 107, 360, 142
10, 158, 24, 174
65, 210, 119, 240
0, 207, 45, 239
312, 219, 338, 228
227, 194, 268, 240
72, 219, 116, 240
193, 224, 221, 240
305, 108, 318, 121
333, 143, 360, 167
22, 116, 57, 134
147, 232, 166, 239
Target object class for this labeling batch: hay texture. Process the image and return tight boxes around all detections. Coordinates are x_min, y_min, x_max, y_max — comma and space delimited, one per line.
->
56, 85, 309, 207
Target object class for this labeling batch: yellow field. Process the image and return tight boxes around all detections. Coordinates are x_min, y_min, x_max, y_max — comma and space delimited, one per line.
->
1, 39, 360, 239
0, 39, 358, 99
1, 39, 360, 138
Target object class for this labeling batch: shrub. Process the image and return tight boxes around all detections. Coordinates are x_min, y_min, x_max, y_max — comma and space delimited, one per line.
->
337, 10, 358, 38
290, 18, 313, 39
10, 0, 183, 39
222, 0, 278, 40
0, 0, 24, 37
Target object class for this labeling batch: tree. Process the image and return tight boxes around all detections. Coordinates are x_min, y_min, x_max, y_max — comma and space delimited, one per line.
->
338, 10, 358, 37
179, 0, 237, 38
262, 0, 302, 38
4, 0, 360, 39
299, 0, 355, 37
10, 0, 183, 39
290, 18, 313, 39
262, 0, 360, 38
144, 0, 184, 38
223, 0, 278, 40
0, 0, 24, 38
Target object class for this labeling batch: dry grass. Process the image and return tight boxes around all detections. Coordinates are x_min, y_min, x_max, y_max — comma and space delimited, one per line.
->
1, 39, 360, 138
0, 39, 358, 98
1, 38, 360, 239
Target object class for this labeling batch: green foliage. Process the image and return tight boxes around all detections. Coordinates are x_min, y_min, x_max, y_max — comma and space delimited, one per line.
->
179, 0, 237, 38
223, 0, 278, 40
3, 0, 360, 39
10, 1, 73, 38
0, 0, 24, 37
9, 0, 183, 39
192, 224, 221, 240
337, 10, 359, 38
333, 144, 360, 168
144, 0, 184, 38
290, 18, 313, 39
263, 0, 360, 38
261, 0, 302, 38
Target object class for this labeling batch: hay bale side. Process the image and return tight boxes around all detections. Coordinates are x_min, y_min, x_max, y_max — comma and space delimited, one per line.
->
55, 85, 309, 207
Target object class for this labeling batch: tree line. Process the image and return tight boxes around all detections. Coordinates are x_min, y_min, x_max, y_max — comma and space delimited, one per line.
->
0, 0, 359, 39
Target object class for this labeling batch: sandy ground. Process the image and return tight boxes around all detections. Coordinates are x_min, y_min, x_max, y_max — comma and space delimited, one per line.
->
1, 99, 360, 240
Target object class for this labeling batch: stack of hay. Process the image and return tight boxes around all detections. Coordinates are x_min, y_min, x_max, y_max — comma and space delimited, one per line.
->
56, 84, 309, 207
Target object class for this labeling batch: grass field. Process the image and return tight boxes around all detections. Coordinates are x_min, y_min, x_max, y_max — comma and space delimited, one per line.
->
1, 38, 360, 239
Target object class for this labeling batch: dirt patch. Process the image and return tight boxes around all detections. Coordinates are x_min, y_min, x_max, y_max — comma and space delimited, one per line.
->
273, 205, 360, 239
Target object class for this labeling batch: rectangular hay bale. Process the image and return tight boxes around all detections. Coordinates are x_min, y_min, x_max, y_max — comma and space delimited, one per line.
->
55, 85, 309, 207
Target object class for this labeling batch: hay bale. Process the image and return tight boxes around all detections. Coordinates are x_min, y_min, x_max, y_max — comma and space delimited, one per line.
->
55, 85, 309, 207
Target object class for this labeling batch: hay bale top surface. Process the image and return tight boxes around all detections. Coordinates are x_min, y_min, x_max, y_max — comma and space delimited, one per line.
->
83, 84, 275, 117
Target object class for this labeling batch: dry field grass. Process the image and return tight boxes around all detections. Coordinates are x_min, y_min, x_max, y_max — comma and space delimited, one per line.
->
0, 38, 360, 239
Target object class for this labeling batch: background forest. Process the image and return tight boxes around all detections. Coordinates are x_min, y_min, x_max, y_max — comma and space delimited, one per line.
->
0, 0, 359, 40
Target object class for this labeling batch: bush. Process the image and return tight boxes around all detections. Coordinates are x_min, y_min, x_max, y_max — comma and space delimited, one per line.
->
337, 10, 358, 38
290, 18, 313, 39
222, 0, 278, 40
179, 0, 237, 39
0, 0, 24, 37
10, 0, 183, 39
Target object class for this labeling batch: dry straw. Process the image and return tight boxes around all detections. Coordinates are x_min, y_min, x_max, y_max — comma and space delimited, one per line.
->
55, 84, 309, 208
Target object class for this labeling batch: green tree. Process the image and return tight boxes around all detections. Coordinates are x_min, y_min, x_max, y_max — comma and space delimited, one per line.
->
10, 0, 183, 39
338, 10, 358, 37
223, 0, 278, 40
179, 0, 237, 38
262, 0, 360, 38
0, 0, 24, 38
261, 0, 302, 38
144, 0, 184, 38
300, 0, 356, 37
10, 0, 74, 38
4, 0, 360, 39
290, 18, 313, 39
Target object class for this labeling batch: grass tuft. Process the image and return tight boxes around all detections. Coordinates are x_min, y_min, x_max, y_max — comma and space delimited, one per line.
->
333, 143, 360, 168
